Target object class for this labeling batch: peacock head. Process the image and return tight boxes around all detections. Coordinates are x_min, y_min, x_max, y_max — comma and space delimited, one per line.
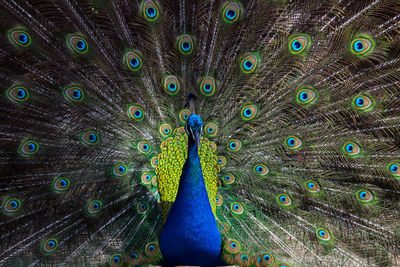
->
185, 114, 203, 146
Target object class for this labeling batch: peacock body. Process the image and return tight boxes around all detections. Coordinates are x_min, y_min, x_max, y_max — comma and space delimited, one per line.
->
1, 0, 400, 266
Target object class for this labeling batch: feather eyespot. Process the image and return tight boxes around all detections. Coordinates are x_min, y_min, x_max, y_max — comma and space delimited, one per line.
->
87, 200, 102, 215
296, 88, 316, 104
253, 164, 269, 176
342, 142, 361, 156
284, 136, 302, 150
42, 238, 58, 254
219, 222, 230, 234
205, 122, 218, 137
151, 157, 158, 167
240, 54, 259, 74
141, 172, 153, 184
227, 139, 242, 152
352, 95, 373, 111
351, 36, 374, 56
67, 34, 88, 54
145, 242, 160, 257
9, 29, 31, 47
225, 239, 241, 254
128, 105, 144, 121
289, 34, 310, 55
63, 85, 84, 102
276, 194, 292, 207
159, 123, 172, 137
356, 189, 374, 204
7, 85, 29, 102
178, 35, 194, 55
138, 141, 151, 154
217, 156, 226, 166
199, 76, 216, 96
125, 251, 143, 265
164, 75, 180, 95
3, 198, 21, 213
125, 50, 143, 71
387, 162, 400, 176
222, 172, 235, 185
256, 252, 275, 266
305, 180, 321, 194
231, 202, 244, 215
52, 177, 70, 192
112, 163, 128, 177
19, 140, 39, 156
142, 0, 160, 21
80, 130, 100, 146
316, 228, 332, 243
137, 201, 149, 214
216, 194, 223, 206
241, 104, 258, 120
179, 109, 191, 124
222, 1, 240, 23
236, 252, 251, 265
110, 254, 123, 267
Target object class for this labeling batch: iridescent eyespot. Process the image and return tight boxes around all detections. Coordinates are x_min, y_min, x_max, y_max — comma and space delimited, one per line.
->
222, 1, 240, 23
216, 194, 223, 206
225, 239, 240, 254
125, 50, 143, 71
217, 156, 226, 166
356, 189, 374, 204
387, 162, 400, 176
9, 29, 31, 47
52, 177, 70, 192
179, 109, 191, 124
227, 139, 242, 152
342, 142, 361, 156
164, 75, 180, 95
236, 252, 250, 264
305, 180, 321, 194
296, 88, 317, 104
178, 35, 194, 55
137, 201, 149, 214
253, 164, 269, 176
142, 0, 160, 21
42, 238, 58, 254
19, 140, 39, 156
112, 163, 128, 177
159, 123, 172, 137
67, 34, 88, 54
199, 76, 216, 96
125, 251, 143, 265
351, 36, 374, 56
222, 172, 235, 185
352, 95, 373, 111
128, 104, 144, 121
87, 200, 102, 215
204, 122, 218, 137
231, 202, 244, 215
80, 130, 100, 146
289, 34, 310, 55
256, 252, 275, 266
284, 136, 302, 150
151, 157, 158, 167
141, 172, 152, 184
6, 85, 29, 102
240, 54, 259, 74
241, 104, 258, 120
3, 198, 21, 213
63, 85, 84, 102
276, 194, 292, 207
219, 222, 230, 234
151, 176, 158, 187
145, 242, 160, 257
138, 141, 151, 154
110, 254, 123, 267
316, 228, 332, 242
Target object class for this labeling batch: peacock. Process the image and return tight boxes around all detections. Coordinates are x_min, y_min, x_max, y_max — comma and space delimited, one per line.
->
1, 0, 400, 266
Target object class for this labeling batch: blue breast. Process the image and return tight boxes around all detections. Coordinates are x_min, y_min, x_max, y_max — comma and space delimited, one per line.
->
159, 140, 221, 266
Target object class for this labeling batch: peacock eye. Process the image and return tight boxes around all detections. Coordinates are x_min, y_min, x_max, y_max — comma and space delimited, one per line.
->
284, 136, 303, 150
164, 75, 180, 95
227, 139, 242, 152
63, 85, 84, 102
289, 34, 310, 54
68, 34, 88, 54
230, 202, 244, 215
3, 198, 21, 213
19, 140, 39, 156
159, 123, 172, 137
240, 54, 259, 74
80, 130, 100, 146
241, 104, 258, 120
138, 141, 151, 154
126, 251, 142, 264
342, 142, 361, 156
222, 1, 240, 23
387, 162, 400, 176
178, 35, 194, 55
352, 95, 373, 111
351, 36, 374, 56
276, 193, 292, 207
128, 105, 145, 121
42, 238, 58, 253
355, 189, 374, 203
137, 201, 149, 214
216, 194, 223, 206
87, 200, 102, 215
305, 180, 321, 194
112, 163, 128, 177
143, 0, 160, 21
199, 76, 216, 96
141, 172, 152, 184
179, 109, 191, 123
204, 122, 218, 137
316, 228, 332, 242
145, 242, 160, 257
53, 177, 70, 192
217, 156, 226, 166
110, 254, 123, 266
222, 172, 235, 185
253, 164, 269, 176
125, 50, 143, 71
225, 239, 241, 254
296, 88, 317, 104
7, 85, 29, 102
9, 29, 31, 47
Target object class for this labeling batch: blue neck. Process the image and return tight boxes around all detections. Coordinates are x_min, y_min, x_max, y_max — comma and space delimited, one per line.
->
159, 138, 222, 266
